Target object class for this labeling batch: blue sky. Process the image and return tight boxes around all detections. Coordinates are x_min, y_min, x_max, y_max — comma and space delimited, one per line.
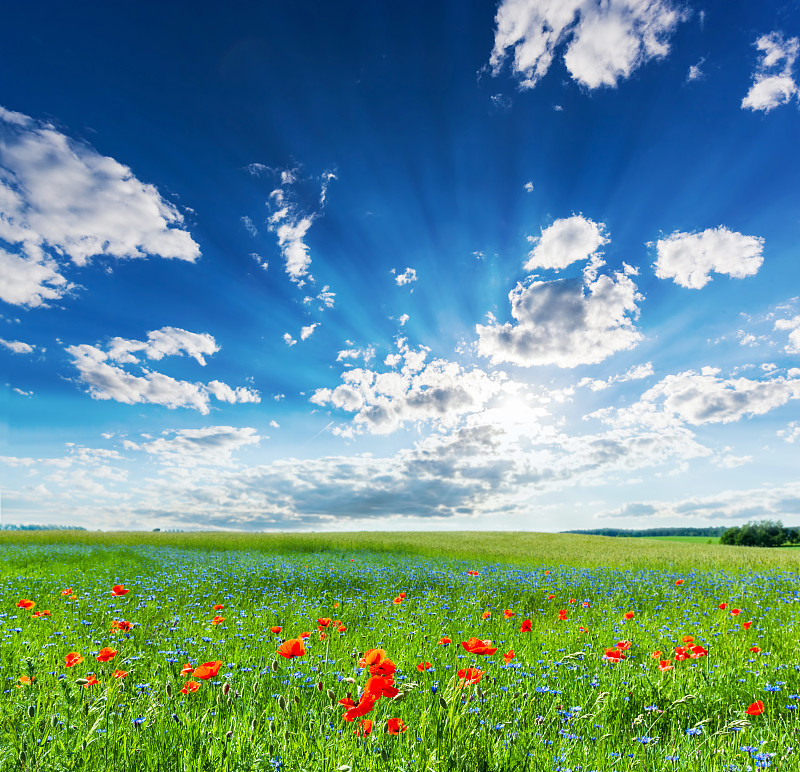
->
1, 0, 799, 531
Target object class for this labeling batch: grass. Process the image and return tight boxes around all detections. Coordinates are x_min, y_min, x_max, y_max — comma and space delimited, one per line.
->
0, 532, 797, 772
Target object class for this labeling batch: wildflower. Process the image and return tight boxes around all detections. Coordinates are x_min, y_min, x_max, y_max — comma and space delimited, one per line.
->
317, 617, 331, 629
359, 649, 388, 669
65, 653, 84, 668
481, 611, 491, 619
746, 700, 765, 716
365, 674, 399, 699
466, 570, 480, 576
461, 637, 497, 656
386, 718, 408, 734
730, 608, 741, 616
192, 661, 222, 680
111, 585, 129, 596
718, 603, 727, 610
16, 599, 35, 610
113, 669, 128, 679
337, 623, 347, 632
392, 596, 403, 604
577, 626, 588, 633
270, 626, 282, 634
675, 579, 684, 586
750, 646, 761, 653
457, 667, 482, 686
520, 619, 532, 633
742, 621, 753, 630
211, 615, 225, 625
341, 692, 378, 721
616, 640, 632, 650
682, 636, 694, 643
354, 719, 373, 736
547, 594, 555, 600
438, 637, 451, 645
689, 645, 708, 659
111, 620, 132, 633
651, 651, 662, 658
17, 676, 33, 687
277, 639, 306, 659
181, 680, 200, 694
603, 648, 625, 663
416, 662, 432, 671
558, 610, 568, 621
299, 631, 311, 639
180, 663, 194, 676
503, 609, 515, 618
658, 660, 673, 672
32, 610, 51, 617
96, 647, 117, 662
213, 604, 224, 611
624, 612, 634, 620
61, 588, 72, 596
504, 650, 515, 664
83, 674, 99, 688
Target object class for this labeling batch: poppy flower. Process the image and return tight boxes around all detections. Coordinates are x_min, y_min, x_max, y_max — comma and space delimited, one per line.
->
16, 599, 35, 610
112, 669, 128, 679
181, 680, 200, 694
603, 648, 625, 662
457, 667, 482, 686
682, 636, 694, 643
651, 651, 662, 658
504, 650, 515, 664
746, 700, 765, 716
568, 598, 576, 604
365, 674, 399, 699
270, 626, 282, 634
416, 662, 432, 672
386, 718, 408, 734
675, 579, 684, 586
334, 601, 341, 608
718, 603, 727, 610
582, 601, 590, 608
300, 631, 311, 639
578, 626, 589, 633
503, 609, 515, 618
359, 649, 388, 669
337, 623, 347, 632
689, 645, 708, 659
481, 611, 491, 619
616, 640, 632, 650
461, 637, 497, 656
558, 610, 568, 621
545, 570, 550, 575
392, 596, 403, 604
319, 631, 327, 641
32, 609, 51, 618
520, 619, 532, 633
111, 619, 132, 633
624, 612, 634, 620
211, 615, 225, 625
192, 661, 222, 680
730, 608, 741, 616
466, 570, 480, 576
354, 719, 373, 736
674, 647, 689, 662
65, 653, 84, 668
83, 674, 99, 688
180, 663, 194, 676
750, 646, 761, 653
277, 639, 306, 659
17, 676, 33, 687
658, 660, 673, 672
742, 621, 753, 630
342, 692, 378, 721
438, 637, 451, 645
213, 604, 224, 611
317, 617, 331, 629
111, 585, 129, 596
546, 594, 555, 600
61, 588, 73, 596
96, 647, 117, 662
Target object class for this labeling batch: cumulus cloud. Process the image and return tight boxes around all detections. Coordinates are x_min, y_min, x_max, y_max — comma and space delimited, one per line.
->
65, 328, 259, 414
304, 285, 335, 310
524, 215, 608, 271
742, 32, 799, 112
393, 267, 418, 287
310, 338, 507, 435
778, 421, 800, 443
775, 315, 800, 354
0, 337, 35, 354
300, 323, 319, 341
0, 107, 200, 307
283, 333, 297, 347
594, 367, 800, 427
264, 168, 336, 286
489, 0, 686, 90
124, 426, 261, 467
654, 227, 764, 289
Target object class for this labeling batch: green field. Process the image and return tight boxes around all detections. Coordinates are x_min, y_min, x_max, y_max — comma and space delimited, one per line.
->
1, 531, 797, 772
644, 536, 721, 544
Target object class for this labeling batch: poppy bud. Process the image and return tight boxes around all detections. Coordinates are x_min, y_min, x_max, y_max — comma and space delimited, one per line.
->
226, 698, 231, 708
393, 692, 406, 702
277, 695, 287, 711
380, 748, 389, 762
439, 696, 447, 709
222, 682, 230, 696
253, 681, 259, 694
27, 705, 35, 718
316, 681, 323, 691
294, 694, 300, 705
271, 661, 279, 672
76, 678, 89, 686
165, 683, 173, 698
326, 689, 336, 702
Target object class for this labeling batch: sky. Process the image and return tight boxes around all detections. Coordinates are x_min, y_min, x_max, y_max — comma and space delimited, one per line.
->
1, 0, 799, 532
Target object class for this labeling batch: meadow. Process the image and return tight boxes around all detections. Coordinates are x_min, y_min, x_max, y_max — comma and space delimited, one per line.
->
1, 531, 798, 772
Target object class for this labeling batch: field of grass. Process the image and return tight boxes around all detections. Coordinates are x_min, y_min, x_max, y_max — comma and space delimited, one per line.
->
644, 536, 721, 545
1, 532, 798, 771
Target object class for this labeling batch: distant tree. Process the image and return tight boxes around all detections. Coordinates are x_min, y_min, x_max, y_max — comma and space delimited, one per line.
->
720, 520, 791, 547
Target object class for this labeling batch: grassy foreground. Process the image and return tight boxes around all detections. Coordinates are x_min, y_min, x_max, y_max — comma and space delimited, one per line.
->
1, 533, 798, 772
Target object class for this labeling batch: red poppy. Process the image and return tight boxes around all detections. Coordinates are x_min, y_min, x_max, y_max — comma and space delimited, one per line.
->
718, 603, 727, 610
547, 594, 555, 600
742, 621, 753, 630
651, 650, 662, 658
18, 676, 33, 686
111, 619, 132, 633
392, 596, 403, 604
354, 719, 373, 736
623, 612, 634, 620
461, 637, 497, 656
96, 647, 117, 662
746, 700, 764, 716
33, 609, 51, 617
603, 648, 625, 662
366, 674, 399, 699
300, 631, 311, 639
16, 599, 35, 610
359, 649, 388, 669
180, 663, 194, 676
342, 692, 378, 721
689, 645, 708, 659
674, 646, 688, 662
730, 608, 741, 616
520, 619, 532, 633
658, 660, 673, 672
416, 662, 432, 671
504, 650, 515, 664
277, 639, 306, 659
681, 636, 694, 643
750, 646, 761, 653
582, 601, 590, 608
438, 636, 451, 645
337, 623, 347, 632
317, 617, 331, 629
65, 652, 84, 668
616, 640, 632, 650
181, 680, 200, 694
213, 604, 224, 611
61, 588, 73, 596
192, 661, 222, 680
457, 667, 482, 686
577, 626, 589, 633
675, 579, 684, 586
558, 610, 568, 621
386, 718, 408, 734
211, 615, 225, 625
113, 669, 128, 679
111, 585, 129, 596
568, 598, 576, 604
466, 570, 480, 576
481, 611, 491, 619
270, 626, 282, 634
503, 609, 515, 618
83, 674, 99, 688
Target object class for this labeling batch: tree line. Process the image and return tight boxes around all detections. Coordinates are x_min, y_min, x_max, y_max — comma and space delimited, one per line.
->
719, 520, 799, 547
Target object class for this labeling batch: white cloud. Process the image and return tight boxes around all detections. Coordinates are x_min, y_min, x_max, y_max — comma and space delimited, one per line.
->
65, 329, 259, 414
778, 421, 800, 443
303, 285, 335, 310
251, 253, 268, 271
742, 32, 799, 112
398, 314, 409, 326
596, 368, 800, 427
0, 337, 35, 354
489, 0, 686, 90
283, 333, 297, 347
775, 315, 800, 354
300, 323, 319, 341
686, 58, 705, 82
124, 426, 261, 467
523, 181, 534, 192
524, 215, 608, 271
578, 361, 653, 391
336, 345, 375, 364
393, 267, 418, 287
0, 107, 200, 307
311, 338, 507, 435
12, 387, 32, 396
654, 227, 764, 289
241, 216, 258, 236
477, 265, 642, 368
